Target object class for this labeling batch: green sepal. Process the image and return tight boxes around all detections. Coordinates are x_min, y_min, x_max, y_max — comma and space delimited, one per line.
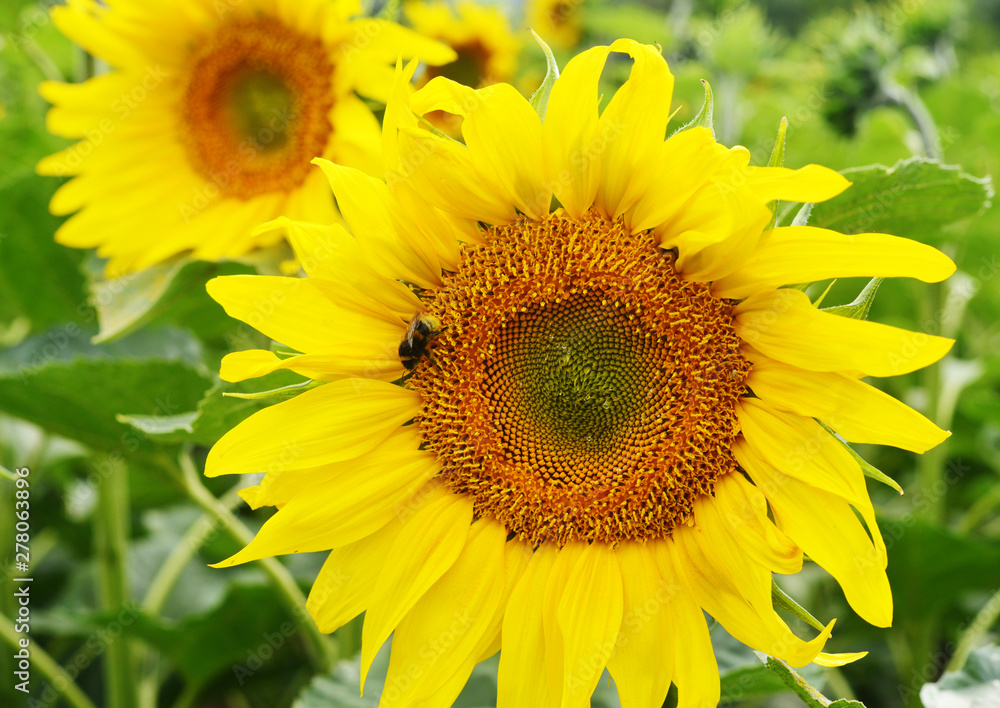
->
0, 464, 17, 482
819, 421, 904, 494
772, 580, 826, 633
529, 29, 560, 122
791, 202, 813, 227
223, 379, 323, 401
758, 654, 867, 707
767, 117, 788, 228
821, 277, 883, 321
673, 80, 714, 137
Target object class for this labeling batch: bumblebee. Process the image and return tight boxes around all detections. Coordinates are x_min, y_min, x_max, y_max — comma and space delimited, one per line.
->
399, 313, 443, 371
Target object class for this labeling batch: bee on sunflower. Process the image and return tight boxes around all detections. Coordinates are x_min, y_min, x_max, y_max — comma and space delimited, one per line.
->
38, 0, 455, 276
206, 40, 953, 708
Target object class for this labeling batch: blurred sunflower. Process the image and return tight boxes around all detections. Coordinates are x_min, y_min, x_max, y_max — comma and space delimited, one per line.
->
406, 0, 519, 87
206, 40, 955, 707
527, 0, 583, 50
37, 0, 455, 276
404, 0, 518, 135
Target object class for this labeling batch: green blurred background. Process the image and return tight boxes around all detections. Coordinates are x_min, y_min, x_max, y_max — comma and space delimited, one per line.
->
1, 0, 999, 706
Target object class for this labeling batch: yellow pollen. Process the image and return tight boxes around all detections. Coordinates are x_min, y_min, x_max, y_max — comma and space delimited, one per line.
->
181, 19, 334, 200
409, 210, 751, 545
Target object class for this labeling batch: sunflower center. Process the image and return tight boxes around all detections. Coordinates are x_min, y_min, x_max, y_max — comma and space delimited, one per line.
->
410, 210, 751, 545
548, 2, 574, 27
181, 19, 334, 200
426, 41, 491, 88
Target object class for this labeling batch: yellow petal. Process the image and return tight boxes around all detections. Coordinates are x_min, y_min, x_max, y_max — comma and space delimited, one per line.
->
672, 523, 834, 667
51, 4, 144, 69
219, 347, 403, 383
703, 471, 803, 575
395, 126, 517, 225
626, 127, 729, 233
746, 354, 950, 453
410, 79, 550, 220
739, 164, 851, 204
667, 185, 774, 282
360, 484, 473, 687
596, 40, 674, 219
498, 543, 559, 708
307, 517, 404, 633
206, 275, 403, 355
735, 288, 954, 377
544, 44, 613, 218
342, 17, 457, 66
205, 379, 419, 477
652, 541, 720, 708
312, 159, 442, 288
714, 226, 956, 299
280, 219, 423, 316
737, 397, 869, 507
737, 397, 888, 571
329, 92, 384, 178
381, 517, 507, 707
736, 439, 893, 627
814, 651, 869, 667
471, 540, 536, 663
547, 542, 624, 708
211, 433, 438, 566
606, 541, 677, 708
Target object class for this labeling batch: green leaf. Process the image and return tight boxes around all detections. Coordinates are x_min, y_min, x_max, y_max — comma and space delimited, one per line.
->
821, 277, 883, 320
0, 50, 91, 333
89, 257, 246, 344
711, 622, 809, 702
112, 582, 305, 686
887, 517, 1000, 622
673, 80, 715, 137
808, 157, 993, 240
295, 663, 376, 708
920, 645, 1000, 708
720, 665, 793, 702
760, 655, 866, 707
0, 326, 212, 454
529, 29, 560, 121
118, 371, 304, 446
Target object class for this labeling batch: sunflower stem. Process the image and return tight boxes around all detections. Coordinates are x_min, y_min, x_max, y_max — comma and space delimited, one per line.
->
883, 80, 942, 160
0, 611, 100, 708
137, 484, 247, 708
176, 451, 337, 674
945, 585, 1000, 673
95, 456, 138, 708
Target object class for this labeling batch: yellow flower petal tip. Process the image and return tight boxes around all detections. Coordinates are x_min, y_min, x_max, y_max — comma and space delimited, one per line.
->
814, 651, 870, 667
203, 37, 952, 707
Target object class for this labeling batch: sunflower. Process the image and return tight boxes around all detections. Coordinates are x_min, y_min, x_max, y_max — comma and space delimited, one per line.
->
37, 0, 455, 277
406, 1, 519, 88
205, 41, 955, 707
526, 0, 583, 51
404, 0, 519, 136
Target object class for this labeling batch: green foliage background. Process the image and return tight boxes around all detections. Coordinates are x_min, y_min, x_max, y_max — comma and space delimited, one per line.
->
1, 0, 999, 707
